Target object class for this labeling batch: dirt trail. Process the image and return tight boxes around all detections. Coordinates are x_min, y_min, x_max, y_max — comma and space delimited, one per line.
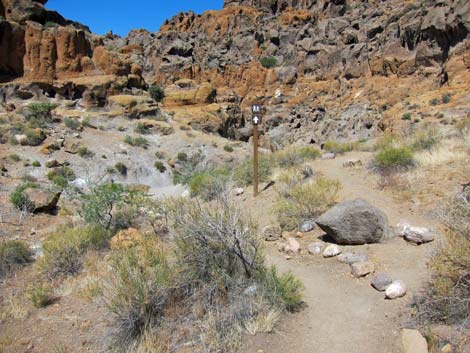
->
245, 152, 439, 353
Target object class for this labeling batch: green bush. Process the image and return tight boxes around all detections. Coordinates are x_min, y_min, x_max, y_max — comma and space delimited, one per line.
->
154, 161, 166, 173
234, 154, 273, 186
430, 98, 440, 106
275, 177, 341, 230
373, 146, 414, 173
124, 136, 149, 149
402, 112, 412, 121
9, 153, 21, 162
224, 144, 234, 153
9, 183, 36, 212
114, 162, 128, 176
64, 117, 80, 130
260, 56, 277, 68
0, 240, 33, 276
322, 141, 354, 154
24, 128, 46, 146
134, 122, 151, 135
32, 160, 41, 167
44, 21, 59, 29
176, 152, 188, 162
441, 94, 451, 104
47, 166, 75, 188
187, 167, 230, 201
149, 85, 165, 102
24, 102, 57, 128
38, 225, 110, 278
77, 146, 95, 158
275, 146, 321, 167
28, 284, 54, 308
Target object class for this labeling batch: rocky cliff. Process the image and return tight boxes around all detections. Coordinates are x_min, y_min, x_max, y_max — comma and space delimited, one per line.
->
1, 0, 470, 145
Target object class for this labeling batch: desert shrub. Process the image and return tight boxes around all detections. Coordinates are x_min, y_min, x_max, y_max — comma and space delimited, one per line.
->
275, 145, 321, 167
372, 133, 401, 151
430, 98, 440, 106
38, 225, 110, 278
257, 266, 304, 311
373, 146, 415, 173
0, 240, 33, 276
134, 122, 151, 135
172, 151, 205, 185
224, 144, 234, 152
32, 160, 41, 167
24, 128, 46, 145
24, 102, 57, 127
9, 153, 21, 162
322, 141, 354, 154
441, 93, 451, 104
402, 112, 412, 120
47, 166, 75, 188
170, 197, 264, 283
114, 162, 128, 176
154, 161, 166, 173
176, 152, 187, 162
64, 117, 80, 130
410, 128, 440, 151
77, 146, 95, 158
105, 244, 173, 342
79, 182, 142, 230
260, 56, 277, 68
9, 183, 36, 212
124, 136, 149, 149
28, 284, 54, 308
44, 21, 59, 28
149, 85, 165, 102
187, 166, 230, 201
414, 190, 470, 332
274, 177, 341, 230
234, 154, 273, 186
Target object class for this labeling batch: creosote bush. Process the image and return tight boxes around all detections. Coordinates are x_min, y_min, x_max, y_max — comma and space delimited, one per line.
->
373, 146, 415, 174
149, 85, 165, 102
275, 176, 341, 230
124, 135, 150, 149
260, 56, 277, 68
154, 161, 166, 173
28, 284, 54, 308
0, 240, 33, 276
38, 225, 110, 278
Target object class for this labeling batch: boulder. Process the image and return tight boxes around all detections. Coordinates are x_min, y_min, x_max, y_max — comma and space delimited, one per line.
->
316, 199, 392, 245
385, 280, 407, 299
24, 189, 61, 214
401, 329, 429, 353
263, 225, 282, 242
337, 252, 368, 264
371, 273, 393, 291
350, 261, 375, 278
307, 242, 324, 255
323, 244, 342, 258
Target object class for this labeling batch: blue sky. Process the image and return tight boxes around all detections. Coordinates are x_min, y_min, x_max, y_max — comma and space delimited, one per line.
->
46, 0, 223, 37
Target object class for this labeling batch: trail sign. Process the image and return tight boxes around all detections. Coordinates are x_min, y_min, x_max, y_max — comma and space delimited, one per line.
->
251, 103, 262, 197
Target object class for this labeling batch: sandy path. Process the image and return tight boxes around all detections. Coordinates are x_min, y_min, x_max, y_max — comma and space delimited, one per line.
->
245, 152, 438, 353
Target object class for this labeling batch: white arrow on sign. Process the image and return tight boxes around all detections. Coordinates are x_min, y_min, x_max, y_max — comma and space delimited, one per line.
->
253, 116, 260, 124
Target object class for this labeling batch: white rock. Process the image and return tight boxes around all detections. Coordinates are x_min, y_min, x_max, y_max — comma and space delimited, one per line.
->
181, 189, 190, 198
323, 244, 342, 258
307, 242, 324, 255
234, 187, 245, 196
397, 221, 434, 244
385, 280, 407, 299
285, 237, 301, 254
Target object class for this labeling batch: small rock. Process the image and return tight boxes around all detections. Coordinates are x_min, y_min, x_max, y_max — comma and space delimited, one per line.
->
300, 220, 315, 233
15, 134, 28, 145
385, 280, 407, 299
441, 344, 453, 353
337, 252, 369, 264
401, 329, 428, 353
263, 225, 282, 242
285, 237, 301, 254
351, 261, 375, 277
342, 159, 362, 168
234, 187, 245, 196
323, 244, 342, 257
371, 273, 393, 291
307, 242, 324, 255
181, 190, 190, 198
397, 221, 435, 244
243, 285, 257, 296
45, 159, 59, 168
323, 152, 336, 159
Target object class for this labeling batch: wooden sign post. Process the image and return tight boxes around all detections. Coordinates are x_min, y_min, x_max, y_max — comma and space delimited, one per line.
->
251, 104, 261, 197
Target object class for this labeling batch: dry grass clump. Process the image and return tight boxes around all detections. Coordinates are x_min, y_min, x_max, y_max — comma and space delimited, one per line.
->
274, 145, 321, 168
0, 240, 33, 277
274, 169, 341, 230
414, 189, 470, 335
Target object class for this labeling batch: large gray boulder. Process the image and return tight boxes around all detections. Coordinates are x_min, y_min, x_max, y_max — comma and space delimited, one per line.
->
316, 199, 391, 245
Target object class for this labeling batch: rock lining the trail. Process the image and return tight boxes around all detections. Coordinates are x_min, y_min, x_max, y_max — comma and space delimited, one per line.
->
385, 280, 407, 299
371, 273, 393, 291
337, 252, 369, 264
323, 244, 342, 257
